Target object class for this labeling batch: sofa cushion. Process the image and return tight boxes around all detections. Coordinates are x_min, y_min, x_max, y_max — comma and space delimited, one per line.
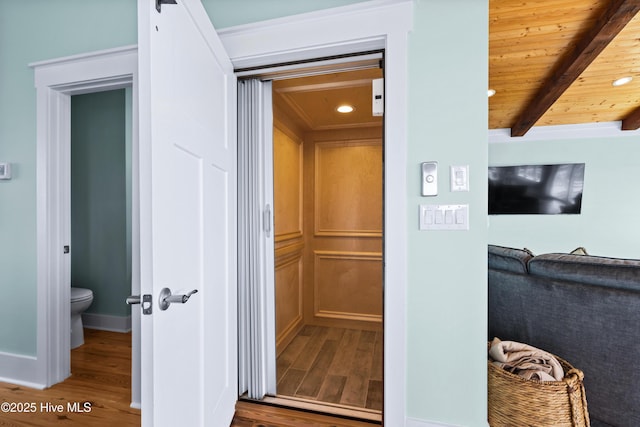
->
528, 253, 640, 292
488, 244, 533, 273
489, 273, 640, 427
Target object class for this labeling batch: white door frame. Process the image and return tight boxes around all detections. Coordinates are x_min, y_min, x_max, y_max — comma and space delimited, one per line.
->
218, 1, 412, 423
30, 46, 141, 403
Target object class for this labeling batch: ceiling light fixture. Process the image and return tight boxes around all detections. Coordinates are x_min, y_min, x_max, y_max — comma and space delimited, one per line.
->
487, 89, 496, 97
336, 105, 354, 113
612, 76, 633, 87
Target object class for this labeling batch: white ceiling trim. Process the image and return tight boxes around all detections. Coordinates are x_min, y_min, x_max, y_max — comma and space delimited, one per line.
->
489, 121, 640, 143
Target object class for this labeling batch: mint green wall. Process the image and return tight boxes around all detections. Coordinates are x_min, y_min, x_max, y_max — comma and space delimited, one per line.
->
0, 0, 136, 355
202, 0, 368, 27
0, 1, 489, 425
489, 134, 640, 259
406, 1, 488, 425
71, 90, 130, 318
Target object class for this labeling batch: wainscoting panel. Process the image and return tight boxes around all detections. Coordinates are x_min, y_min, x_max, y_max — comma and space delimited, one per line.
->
275, 249, 304, 354
313, 251, 382, 323
314, 140, 382, 237
302, 130, 383, 331
274, 126, 303, 244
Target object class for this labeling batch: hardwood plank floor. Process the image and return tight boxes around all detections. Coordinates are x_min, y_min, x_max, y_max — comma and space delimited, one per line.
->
0, 328, 379, 426
0, 329, 140, 426
276, 326, 383, 412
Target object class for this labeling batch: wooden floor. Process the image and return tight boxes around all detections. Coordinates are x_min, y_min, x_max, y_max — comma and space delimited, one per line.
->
276, 325, 383, 411
0, 329, 140, 426
0, 328, 381, 426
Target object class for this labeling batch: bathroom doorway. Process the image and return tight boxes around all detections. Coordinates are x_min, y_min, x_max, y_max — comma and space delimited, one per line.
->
70, 89, 132, 335
270, 67, 384, 420
68, 88, 137, 404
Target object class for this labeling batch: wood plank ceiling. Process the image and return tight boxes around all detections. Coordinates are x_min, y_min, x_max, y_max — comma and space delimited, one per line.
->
489, 0, 640, 136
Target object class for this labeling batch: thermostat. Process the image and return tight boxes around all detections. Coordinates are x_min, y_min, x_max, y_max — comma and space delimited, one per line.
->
0, 163, 11, 180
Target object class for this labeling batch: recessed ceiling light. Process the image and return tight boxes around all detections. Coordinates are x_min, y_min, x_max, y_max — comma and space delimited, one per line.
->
612, 76, 633, 87
336, 105, 354, 113
487, 89, 496, 97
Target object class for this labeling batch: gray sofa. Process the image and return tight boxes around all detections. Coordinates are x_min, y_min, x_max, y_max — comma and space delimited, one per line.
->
488, 244, 640, 427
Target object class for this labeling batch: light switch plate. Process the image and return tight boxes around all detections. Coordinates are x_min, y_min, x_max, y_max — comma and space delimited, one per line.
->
419, 204, 469, 230
0, 163, 11, 180
450, 165, 469, 192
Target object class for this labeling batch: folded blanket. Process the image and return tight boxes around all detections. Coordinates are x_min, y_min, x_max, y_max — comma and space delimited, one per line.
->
489, 337, 564, 381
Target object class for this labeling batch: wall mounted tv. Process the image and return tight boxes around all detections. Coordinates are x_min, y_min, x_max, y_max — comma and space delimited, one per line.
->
488, 163, 585, 215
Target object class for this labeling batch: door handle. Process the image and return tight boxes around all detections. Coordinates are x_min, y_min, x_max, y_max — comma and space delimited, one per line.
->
159, 288, 198, 311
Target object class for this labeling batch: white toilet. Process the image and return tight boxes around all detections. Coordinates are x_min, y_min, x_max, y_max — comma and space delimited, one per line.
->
70, 287, 94, 349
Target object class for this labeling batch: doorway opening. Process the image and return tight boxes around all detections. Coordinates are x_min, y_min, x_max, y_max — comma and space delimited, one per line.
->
70, 89, 132, 337
238, 55, 384, 422
69, 88, 134, 399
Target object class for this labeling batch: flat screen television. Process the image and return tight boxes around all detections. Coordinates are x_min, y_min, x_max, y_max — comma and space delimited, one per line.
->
488, 163, 585, 215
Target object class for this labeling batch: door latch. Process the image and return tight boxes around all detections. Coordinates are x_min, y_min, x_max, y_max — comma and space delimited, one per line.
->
126, 294, 153, 315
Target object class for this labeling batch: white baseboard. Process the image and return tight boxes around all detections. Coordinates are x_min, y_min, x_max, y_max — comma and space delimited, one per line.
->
406, 417, 482, 427
82, 313, 131, 333
0, 351, 46, 389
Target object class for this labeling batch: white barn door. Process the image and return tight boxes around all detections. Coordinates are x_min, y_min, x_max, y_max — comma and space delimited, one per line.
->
137, 0, 237, 426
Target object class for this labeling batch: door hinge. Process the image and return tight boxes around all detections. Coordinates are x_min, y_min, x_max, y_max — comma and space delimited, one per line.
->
156, 0, 177, 13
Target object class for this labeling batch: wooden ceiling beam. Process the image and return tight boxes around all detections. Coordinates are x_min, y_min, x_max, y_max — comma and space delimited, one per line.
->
510, 0, 640, 137
622, 106, 640, 130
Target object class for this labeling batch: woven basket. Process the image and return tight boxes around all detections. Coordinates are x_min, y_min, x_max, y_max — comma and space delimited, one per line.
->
488, 347, 590, 427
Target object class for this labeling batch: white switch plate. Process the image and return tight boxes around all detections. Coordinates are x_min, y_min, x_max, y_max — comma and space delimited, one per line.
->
0, 163, 11, 180
419, 204, 469, 230
450, 165, 469, 192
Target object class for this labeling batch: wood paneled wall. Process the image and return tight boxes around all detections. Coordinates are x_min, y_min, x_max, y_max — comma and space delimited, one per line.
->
304, 128, 383, 331
274, 109, 384, 354
274, 122, 305, 354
